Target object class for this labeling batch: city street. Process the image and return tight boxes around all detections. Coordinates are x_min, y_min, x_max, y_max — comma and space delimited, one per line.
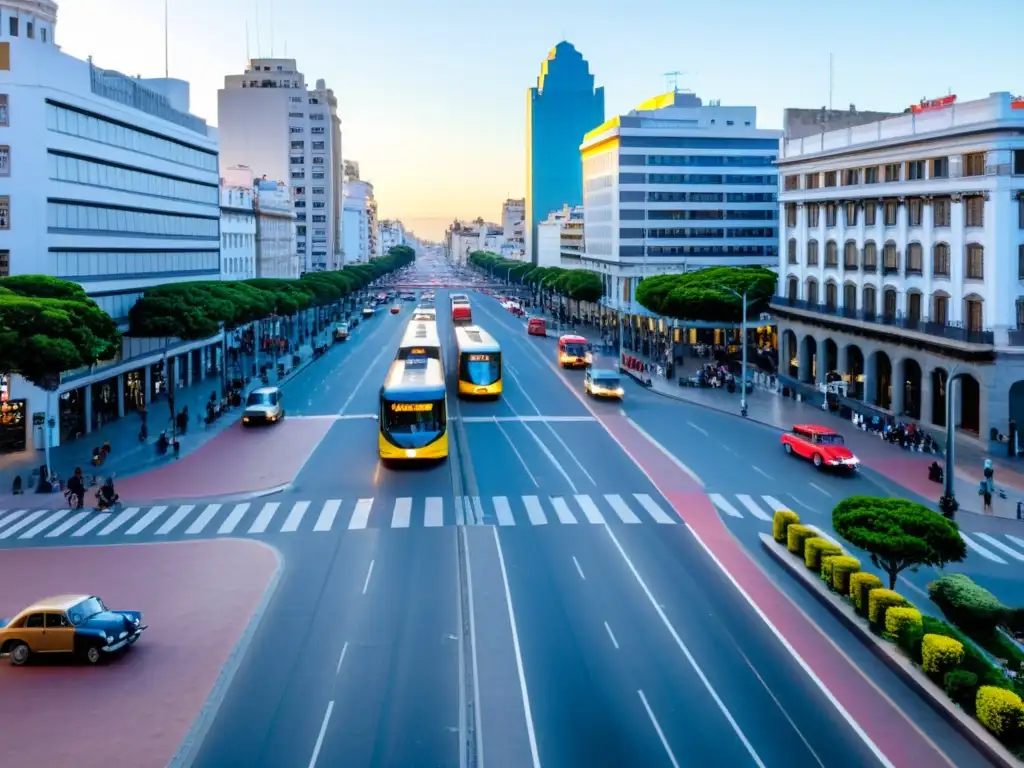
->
0, 259, 1004, 767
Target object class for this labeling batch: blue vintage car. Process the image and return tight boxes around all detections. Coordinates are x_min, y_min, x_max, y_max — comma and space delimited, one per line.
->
0, 594, 146, 665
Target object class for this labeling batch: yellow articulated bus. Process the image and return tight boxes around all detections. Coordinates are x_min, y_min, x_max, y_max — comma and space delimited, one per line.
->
454, 325, 502, 398
378, 320, 448, 462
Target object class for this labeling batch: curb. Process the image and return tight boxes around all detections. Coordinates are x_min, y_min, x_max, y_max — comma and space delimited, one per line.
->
758, 532, 1017, 768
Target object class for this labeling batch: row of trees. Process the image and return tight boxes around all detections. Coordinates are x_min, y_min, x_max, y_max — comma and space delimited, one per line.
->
467, 251, 603, 304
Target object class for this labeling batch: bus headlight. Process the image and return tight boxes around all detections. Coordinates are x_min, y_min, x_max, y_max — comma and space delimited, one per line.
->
406, 449, 416, 458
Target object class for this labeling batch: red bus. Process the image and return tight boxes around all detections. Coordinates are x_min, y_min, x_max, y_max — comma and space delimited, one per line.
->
557, 334, 591, 368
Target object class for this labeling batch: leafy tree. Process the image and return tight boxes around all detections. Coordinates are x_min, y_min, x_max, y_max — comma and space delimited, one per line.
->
832, 496, 967, 589
634, 266, 778, 323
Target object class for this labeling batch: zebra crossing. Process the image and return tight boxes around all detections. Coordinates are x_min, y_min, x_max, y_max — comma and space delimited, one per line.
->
0, 492, 678, 544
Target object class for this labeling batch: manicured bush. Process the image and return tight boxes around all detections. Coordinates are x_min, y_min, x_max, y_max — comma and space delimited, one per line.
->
868, 588, 908, 629
976, 686, 1024, 739
773, 509, 800, 543
885, 606, 923, 649
787, 524, 814, 556
922, 634, 965, 677
944, 670, 979, 714
821, 553, 841, 584
922, 615, 1013, 686
849, 572, 884, 616
830, 556, 861, 594
804, 537, 843, 571
928, 573, 1008, 636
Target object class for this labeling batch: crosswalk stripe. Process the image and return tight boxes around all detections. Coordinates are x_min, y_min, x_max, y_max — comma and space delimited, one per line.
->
424, 497, 444, 527
20, 510, 70, 539
281, 501, 311, 533
973, 533, 1024, 562
349, 498, 373, 529
314, 500, 341, 532
99, 507, 142, 536
551, 497, 577, 524
574, 495, 605, 524
126, 506, 166, 535
471, 496, 485, 525
604, 494, 641, 524
73, 513, 110, 537
0, 509, 29, 532
219, 503, 250, 534
634, 494, 675, 524
523, 496, 547, 525
709, 493, 743, 518
763, 496, 791, 514
1007, 534, 1024, 551
248, 503, 280, 534
0, 510, 49, 539
47, 511, 89, 537
156, 505, 194, 535
960, 532, 1008, 564
392, 498, 412, 528
736, 495, 772, 521
186, 504, 222, 535
493, 497, 515, 526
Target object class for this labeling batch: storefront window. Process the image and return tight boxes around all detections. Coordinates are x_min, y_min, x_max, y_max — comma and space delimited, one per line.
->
124, 370, 144, 414
92, 377, 118, 430
0, 388, 27, 453
59, 387, 87, 443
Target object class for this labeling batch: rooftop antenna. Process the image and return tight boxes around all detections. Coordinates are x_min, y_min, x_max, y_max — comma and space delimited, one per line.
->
828, 53, 834, 111
163, 0, 169, 77
664, 71, 685, 92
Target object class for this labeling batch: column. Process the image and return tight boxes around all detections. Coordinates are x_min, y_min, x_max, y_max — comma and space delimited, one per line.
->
116, 374, 126, 418
144, 366, 152, 406
891, 358, 905, 416
84, 384, 93, 435
816, 337, 828, 385
863, 351, 877, 406
920, 368, 933, 424
185, 351, 194, 385
797, 338, 811, 383
836, 344, 849, 382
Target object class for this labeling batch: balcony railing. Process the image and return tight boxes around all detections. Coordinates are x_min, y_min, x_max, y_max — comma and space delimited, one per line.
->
771, 295, 995, 345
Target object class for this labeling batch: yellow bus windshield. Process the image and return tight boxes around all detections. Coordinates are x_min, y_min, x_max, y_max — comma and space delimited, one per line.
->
459, 352, 501, 386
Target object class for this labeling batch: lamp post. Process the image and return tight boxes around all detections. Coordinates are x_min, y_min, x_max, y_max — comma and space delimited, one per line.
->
938, 365, 965, 518
720, 286, 749, 418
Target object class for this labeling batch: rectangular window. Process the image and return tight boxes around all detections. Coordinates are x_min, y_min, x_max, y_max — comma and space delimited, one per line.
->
883, 201, 898, 226
966, 299, 983, 333
844, 202, 858, 226
825, 203, 837, 227
312, 172, 325, 179
906, 160, 925, 181
864, 203, 876, 226
1014, 150, 1024, 176
785, 204, 797, 227
783, 175, 799, 191
933, 198, 951, 227
930, 157, 949, 178
290, 127, 303, 134
312, 141, 325, 150
1018, 245, 1024, 280
965, 196, 984, 227
864, 166, 878, 184
0, 249, 8, 276
312, 187, 325, 195
908, 292, 922, 322
963, 152, 985, 177
26, 21, 33, 39
0, 146, 9, 176
966, 244, 984, 279
291, 141, 304, 150
806, 204, 819, 228
0, 95, 8, 126
804, 172, 819, 189
884, 163, 900, 182
933, 244, 950, 276
0, 196, 9, 229
8, 17, 17, 36
842, 169, 860, 186
823, 171, 837, 187
908, 199, 923, 226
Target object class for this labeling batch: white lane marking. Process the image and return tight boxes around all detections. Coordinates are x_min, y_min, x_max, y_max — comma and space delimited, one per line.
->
523, 423, 577, 493
572, 555, 586, 580
709, 493, 744, 519
736, 494, 772, 521
219, 503, 250, 534
522, 496, 547, 525
0, 509, 29, 532
763, 496, 791, 513
307, 700, 334, 768
604, 494, 641, 524
494, 496, 515, 526
491, 527, 542, 768
604, 621, 620, 649
72, 513, 110, 537
463, 415, 595, 423
493, 417, 539, 487
391, 497, 412, 528
339, 344, 392, 415
460, 526, 486, 760
638, 690, 681, 768
186, 504, 222, 535
314, 500, 342, 531
633, 493, 675, 524
960, 532, 1007, 564
247, 502, 280, 534
455, 496, 465, 526
471, 496, 485, 525
809, 482, 832, 498
424, 497, 444, 527
156, 504, 195, 535
281, 501, 311, 533
98, 507, 142, 536
550, 497, 578, 524
1008, 534, 1024, 551
503, 364, 544, 415
19, 510, 70, 539
603, 526, 766, 767
974, 533, 1024, 562
624, 415, 704, 488
544, 423, 596, 485
362, 560, 375, 594
574, 494, 605, 524
687, 421, 708, 436
125, 506, 165, 535
752, 466, 772, 480
335, 641, 349, 675
47, 511, 89, 537
349, 498, 373, 529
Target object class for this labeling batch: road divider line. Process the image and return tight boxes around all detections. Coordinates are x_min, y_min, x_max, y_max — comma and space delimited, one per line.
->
493, 416, 540, 487
362, 560, 375, 594
604, 621, 620, 649
462, 415, 595, 423
638, 690, 681, 768
751, 466, 772, 480
335, 641, 349, 675
307, 700, 334, 768
524, 423, 578, 492
687, 421, 708, 436
623, 415, 705, 488
572, 555, 586, 580
808, 482, 832, 498
503, 364, 544, 415
339, 342, 393, 415
545, 422, 596, 485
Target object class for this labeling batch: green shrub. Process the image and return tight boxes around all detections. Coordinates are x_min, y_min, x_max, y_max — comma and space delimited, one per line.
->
787, 524, 814, 556
830, 556, 861, 594
821, 554, 838, 584
944, 670, 979, 714
976, 686, 1024, 739
922, 634, 965, 677
804, 537, 843, 571
848, 572, 884, 616
922, 616, 1011, 685
885, 606, 923, 649
773, 509, 800, 543
928, 573, 1008, 635
868, 588, 908, 629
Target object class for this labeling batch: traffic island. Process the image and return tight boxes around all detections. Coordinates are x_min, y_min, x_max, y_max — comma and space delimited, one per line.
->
0, 538, 282, 768
759, 530, 1019, 768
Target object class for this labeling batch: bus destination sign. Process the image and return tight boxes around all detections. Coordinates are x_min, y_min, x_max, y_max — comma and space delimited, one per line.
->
391, 403, 433, 412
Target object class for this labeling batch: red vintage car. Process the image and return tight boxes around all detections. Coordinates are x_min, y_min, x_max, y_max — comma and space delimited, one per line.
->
781, 424, 859, 471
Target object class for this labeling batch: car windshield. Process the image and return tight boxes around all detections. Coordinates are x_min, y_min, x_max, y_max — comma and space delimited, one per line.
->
67, 597, 105, 625
383, 399, 446, 434
562, 343, 586, 356
594, 375, 621, 388
246, 392, 275, 407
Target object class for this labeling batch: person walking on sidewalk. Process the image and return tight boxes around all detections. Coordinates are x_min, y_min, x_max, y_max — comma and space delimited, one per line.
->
980, 459, 995, 513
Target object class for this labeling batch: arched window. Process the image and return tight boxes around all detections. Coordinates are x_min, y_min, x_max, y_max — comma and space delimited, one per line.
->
964, 293, 984, 333
932, 291, 950, 325
825, 240, 839, 267
863, 285, 877, 317
806, 239, 819, 266
883, 240, 899, 273
932, 243, 950, 277
787, 238, 797, 265
906, 290, 923, 324
862, 241, 877, 272
906, 243, 923, 274
883, 287, 898, 318
806, 277, 819, 305
843, 282, 857, 313
844, 240, 858, 270
786, 275, 798, 301
825, 280, 838, 311
966, 244, 984, 280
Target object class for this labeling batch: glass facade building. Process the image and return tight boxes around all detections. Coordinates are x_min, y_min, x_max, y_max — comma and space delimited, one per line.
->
525, 41, 604, 264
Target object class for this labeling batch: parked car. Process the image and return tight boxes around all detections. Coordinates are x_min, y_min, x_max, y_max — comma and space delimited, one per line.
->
781, 424, 859, 471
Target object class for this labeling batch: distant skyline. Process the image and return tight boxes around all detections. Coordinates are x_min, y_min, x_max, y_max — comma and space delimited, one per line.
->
57, 0, 1023, 240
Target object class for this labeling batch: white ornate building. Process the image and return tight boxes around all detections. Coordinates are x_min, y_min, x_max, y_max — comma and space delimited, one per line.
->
772, 91, 1024, 440
220, 165, 256, 280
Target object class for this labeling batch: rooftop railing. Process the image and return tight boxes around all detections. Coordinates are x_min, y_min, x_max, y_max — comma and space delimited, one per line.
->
89, 64, 208, 135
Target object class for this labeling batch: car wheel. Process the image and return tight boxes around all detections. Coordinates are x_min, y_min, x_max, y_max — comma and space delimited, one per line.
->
85, 645, 102, 664
813, 453, 823, 468
784, 443, 793, 455
9, 642, 30, 666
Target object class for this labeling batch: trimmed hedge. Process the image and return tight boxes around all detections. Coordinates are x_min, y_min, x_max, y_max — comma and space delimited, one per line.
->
922, 634, 965, 677
885, 607, 923, 649
787, 524, 814, 556
945, 670, 979, 714
830, 556, 861, 593
928, 573, 1008, 636
868, 588, 908, 629
773, 509, 800, 543
976, 685, 1024, 738
804, 537, 843, 571
849, 572, 884, 616
821, 554, 839, 583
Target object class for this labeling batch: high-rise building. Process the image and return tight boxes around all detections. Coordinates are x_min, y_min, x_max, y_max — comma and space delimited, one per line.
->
217, 60, 343, 272
342, 167, 376, 264
525, 41, 604, 264
380, 219, 406, 253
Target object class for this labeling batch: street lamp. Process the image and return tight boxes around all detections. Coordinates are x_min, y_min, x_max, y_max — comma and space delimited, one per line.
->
720, 286, 749, 418
939, 365, 966, 518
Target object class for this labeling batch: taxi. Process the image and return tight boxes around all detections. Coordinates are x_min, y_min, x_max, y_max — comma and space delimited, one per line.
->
781, 424, 859, 472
